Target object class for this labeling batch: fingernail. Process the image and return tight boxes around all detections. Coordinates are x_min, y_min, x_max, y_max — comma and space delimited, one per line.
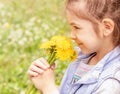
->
35, 73, 38, 76
40, 70, 44, 73
45, 65, 50, 69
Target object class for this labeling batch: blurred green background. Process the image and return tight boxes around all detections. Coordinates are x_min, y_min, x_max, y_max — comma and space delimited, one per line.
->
0, 0, 70, 93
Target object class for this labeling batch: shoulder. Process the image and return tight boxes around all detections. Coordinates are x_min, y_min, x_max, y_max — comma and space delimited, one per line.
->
94, 79, 120, 94
99, 60, 120, 80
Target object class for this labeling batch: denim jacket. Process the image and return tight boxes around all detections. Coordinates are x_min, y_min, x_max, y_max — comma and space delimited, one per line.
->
60, 46, 120, 94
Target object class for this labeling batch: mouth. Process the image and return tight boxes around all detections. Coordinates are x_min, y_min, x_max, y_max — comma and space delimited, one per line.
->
77, 43, 83, 46
78, 43, 83, 45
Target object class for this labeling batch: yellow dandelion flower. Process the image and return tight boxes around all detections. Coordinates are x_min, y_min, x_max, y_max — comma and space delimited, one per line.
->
51, 36, 72, 49
56, 48, 74, 61
70, 50, 78, 61
39, 41, 50, 49
39, 35, 78, 65
39, 41, 55, 49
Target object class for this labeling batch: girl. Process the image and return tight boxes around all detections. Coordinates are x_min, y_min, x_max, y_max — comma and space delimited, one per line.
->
27, 0, 120, 94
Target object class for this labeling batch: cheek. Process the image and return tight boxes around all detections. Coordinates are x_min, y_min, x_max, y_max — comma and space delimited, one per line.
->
85, 38, 101, 51
77, 36, 101, 54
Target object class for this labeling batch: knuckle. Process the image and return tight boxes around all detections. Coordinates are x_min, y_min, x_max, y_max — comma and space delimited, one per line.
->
39, 69, 44, 73
32, 58, 41, 65
33, 60, 40, 66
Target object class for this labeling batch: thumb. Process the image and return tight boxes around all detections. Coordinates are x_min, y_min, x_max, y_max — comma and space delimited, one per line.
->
50, 63, 56, 70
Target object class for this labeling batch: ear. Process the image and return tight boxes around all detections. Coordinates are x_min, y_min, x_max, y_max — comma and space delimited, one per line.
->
102, 18, 115, 36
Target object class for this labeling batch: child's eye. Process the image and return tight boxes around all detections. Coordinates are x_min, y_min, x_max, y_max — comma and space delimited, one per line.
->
73, 26, 81, 30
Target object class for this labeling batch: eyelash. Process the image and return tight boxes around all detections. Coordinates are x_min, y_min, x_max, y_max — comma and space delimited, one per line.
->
73, 26, 81, 30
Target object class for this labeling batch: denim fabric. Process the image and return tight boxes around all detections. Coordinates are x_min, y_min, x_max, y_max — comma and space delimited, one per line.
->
60, 46, 120, 94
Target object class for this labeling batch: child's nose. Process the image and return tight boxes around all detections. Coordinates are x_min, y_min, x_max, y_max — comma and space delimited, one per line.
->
70, 31, 76, 40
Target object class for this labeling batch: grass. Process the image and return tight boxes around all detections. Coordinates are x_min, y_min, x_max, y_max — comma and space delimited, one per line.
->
0, 0, 70, 93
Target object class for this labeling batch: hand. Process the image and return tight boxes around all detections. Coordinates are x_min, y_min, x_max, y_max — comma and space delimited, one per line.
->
31, 68, 58, 94
27, 58, 59, 94
27, 58, 50, 77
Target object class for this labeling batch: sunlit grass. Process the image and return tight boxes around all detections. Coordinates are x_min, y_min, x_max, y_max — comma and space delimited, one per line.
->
0, 0, 70, 93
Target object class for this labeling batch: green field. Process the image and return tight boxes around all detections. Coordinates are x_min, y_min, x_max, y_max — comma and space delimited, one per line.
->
0, 0, 70, 93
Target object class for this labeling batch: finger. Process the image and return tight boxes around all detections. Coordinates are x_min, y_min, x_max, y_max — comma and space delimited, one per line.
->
33, 59, 49, 70
27, 70, 38, 77
39, 58, 50, 67
50, 63, 56, 70
29, 64, 44, 74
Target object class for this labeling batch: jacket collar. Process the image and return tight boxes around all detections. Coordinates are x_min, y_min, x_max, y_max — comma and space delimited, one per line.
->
74, 46, 120, 85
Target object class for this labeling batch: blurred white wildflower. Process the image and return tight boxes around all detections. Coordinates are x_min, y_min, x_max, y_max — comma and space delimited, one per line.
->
18, 37, 27, 46
8, 29, 23, 42
3, 82, 7, 86
41, 38, 48, 43
46, 32, 51, 37
37, 19, 42, 23
30, 17, 36, 22
31, 55, 38, 61
21, 54, 27, 59
34, 35, 39, 40
41, 23, 49, 30
51, 16, 57, 21
14, 85, 19, 91
25, 22, 34, 27
20, 91, 25, 94
25, 30, 32, 36
33, 27, 39, 31
51, 30, 56, 36
15, 29, 23, 38
29, 37, 33, 42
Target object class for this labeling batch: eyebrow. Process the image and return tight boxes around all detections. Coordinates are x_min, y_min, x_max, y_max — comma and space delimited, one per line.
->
70, 21, 81, 26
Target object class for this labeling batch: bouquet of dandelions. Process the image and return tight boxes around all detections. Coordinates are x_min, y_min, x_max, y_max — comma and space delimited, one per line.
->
26, 36, 78, 94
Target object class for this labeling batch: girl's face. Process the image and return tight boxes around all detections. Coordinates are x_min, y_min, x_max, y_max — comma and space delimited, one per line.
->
67, 12, 104, 54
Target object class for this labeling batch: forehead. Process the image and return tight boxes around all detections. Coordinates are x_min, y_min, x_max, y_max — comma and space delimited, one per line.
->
66, 11, 94, 28
66, 9, 99, 27
66, 10, 90, 25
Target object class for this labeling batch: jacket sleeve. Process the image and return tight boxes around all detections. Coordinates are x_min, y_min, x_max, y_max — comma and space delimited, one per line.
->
94, 79, 120, 94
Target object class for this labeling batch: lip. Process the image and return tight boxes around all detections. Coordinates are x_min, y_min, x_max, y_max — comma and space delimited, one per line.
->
77, 43, 83, 46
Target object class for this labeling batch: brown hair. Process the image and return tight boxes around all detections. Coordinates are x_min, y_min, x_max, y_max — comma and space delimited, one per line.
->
66, 0, 120, 45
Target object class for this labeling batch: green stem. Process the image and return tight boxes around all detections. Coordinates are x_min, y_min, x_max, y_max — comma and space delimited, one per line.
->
49, 56, 56, 65
48, 51, 56, 65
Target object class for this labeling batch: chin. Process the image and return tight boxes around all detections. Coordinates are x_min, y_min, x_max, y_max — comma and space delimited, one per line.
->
77, 46, 94, 54
81, 49, 93, 55
81, 51, 90, 54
